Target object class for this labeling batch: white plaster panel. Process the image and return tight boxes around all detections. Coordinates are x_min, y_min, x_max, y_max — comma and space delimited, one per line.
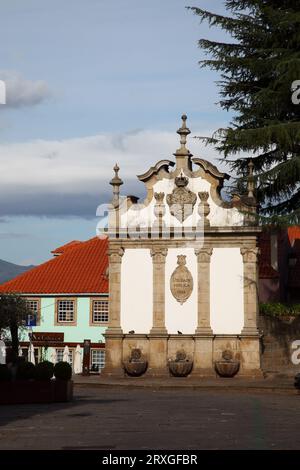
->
120, 249, 153, 333
210, 248, 244, 334
165, 247, 197, 334
120, 173, 244, 229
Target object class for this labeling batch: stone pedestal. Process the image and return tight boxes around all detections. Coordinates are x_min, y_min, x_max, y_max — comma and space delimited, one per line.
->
147, 334, 169, 376
239, 335, 263, 377
192, 335, 215, 376
102, 330, 124, 377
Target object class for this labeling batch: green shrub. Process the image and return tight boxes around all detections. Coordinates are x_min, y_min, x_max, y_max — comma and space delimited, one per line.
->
54, 361, 72, 381
260, 302, 300, 317
35, 361, 54, 381
0, 364, 11, 382
17, 361, 36, 380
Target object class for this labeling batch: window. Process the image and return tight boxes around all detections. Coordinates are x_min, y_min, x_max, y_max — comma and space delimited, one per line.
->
22, 347, 40, 364
92, 299, 109, 323
57, 300, 75, 323
90, 349, 105, 372
25, 299, 40, 326
56, 348, 73, 368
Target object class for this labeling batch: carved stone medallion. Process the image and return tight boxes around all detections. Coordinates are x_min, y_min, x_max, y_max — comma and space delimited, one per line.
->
166, 173, 197, 222
170, 255, 193, 305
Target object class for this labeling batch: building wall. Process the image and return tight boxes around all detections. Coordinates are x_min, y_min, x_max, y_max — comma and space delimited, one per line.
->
14, 296, 107, 370
210, 248, 244, 334
19, 296, 107, 344
165, 247, 197, 334
119, 246, 244, 335
120, 249, 153, 334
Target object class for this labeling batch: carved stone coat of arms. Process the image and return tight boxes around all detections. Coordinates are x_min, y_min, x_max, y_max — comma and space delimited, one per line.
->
166, 173, 197, 222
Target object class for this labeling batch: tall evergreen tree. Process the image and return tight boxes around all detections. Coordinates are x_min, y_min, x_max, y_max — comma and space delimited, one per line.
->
189, 0, 300, 224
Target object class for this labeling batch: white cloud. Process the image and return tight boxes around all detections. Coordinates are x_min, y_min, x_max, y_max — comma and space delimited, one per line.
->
0, 127, 225, 216
0, 71, 51, 108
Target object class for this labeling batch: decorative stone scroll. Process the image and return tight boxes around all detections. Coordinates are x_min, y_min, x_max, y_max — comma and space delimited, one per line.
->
166, 172, 197, 222
170, 255, 193, 305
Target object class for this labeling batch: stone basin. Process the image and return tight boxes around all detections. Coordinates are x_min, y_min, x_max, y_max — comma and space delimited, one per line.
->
215, 360, 240, 378
123, 361, 148, 377
168, 361, 193, 377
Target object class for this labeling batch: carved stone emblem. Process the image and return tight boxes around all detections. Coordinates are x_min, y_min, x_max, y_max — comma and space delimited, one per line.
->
170, 255, 193, 305
166, 172, 197, 222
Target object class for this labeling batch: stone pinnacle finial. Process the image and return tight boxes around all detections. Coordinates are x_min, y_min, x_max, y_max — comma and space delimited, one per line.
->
177, 114, 190, 150
110, 162, 123, 205
110, 163, 123, 187
174, 114, 193, 171
247, 158, 255, 199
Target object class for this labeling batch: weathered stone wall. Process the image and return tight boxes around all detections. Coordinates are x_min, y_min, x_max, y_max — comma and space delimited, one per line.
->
259, 315, 300, 376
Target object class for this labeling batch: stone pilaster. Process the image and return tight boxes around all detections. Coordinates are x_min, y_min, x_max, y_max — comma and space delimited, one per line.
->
239, 246, 262, 376
193, 248, 214, 376
240, 247, 260, 336
148, 246, 168, 376
150, 246, 168, 334
194, 248, 213, 335
102, 246, 124, 377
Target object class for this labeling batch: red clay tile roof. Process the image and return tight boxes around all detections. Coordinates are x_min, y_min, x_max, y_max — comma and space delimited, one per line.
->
0, 237, 108, 294
51, 240, 83, 255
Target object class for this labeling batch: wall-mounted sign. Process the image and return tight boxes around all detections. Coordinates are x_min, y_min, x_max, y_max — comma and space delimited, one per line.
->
30, 332, 64, 344
170, 255, 193, 305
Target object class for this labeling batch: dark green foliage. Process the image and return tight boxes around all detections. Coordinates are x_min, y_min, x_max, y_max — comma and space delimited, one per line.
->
17, 361, 36, 380
35, 361, 54, 381
260, 302, 300, 317
0, 293, 33, 363
0, 364, 11, 382
54, 361, 72, 381
189, 1, 300, 224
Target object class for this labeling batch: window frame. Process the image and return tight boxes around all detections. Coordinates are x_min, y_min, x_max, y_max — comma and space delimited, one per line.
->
25, 297, 41, 326
55, 347, 74, 369
55, 298, 77, 326
90, 348, 105, 372
89, 297, 109, 326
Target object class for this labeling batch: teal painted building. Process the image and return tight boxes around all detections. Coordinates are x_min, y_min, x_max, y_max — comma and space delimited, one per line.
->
0, 237, 109, 373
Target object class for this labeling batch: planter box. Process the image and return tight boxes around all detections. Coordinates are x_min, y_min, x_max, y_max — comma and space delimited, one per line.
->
0, 379, 73, 405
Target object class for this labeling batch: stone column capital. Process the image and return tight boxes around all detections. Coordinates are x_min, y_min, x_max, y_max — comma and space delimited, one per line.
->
108, 247, 124, 263
240, 247, 260, 263
194, 247, 213, 263
150, 246, 168, 264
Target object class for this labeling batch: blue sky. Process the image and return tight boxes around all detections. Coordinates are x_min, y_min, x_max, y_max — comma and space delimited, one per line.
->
0, 0, 231, 265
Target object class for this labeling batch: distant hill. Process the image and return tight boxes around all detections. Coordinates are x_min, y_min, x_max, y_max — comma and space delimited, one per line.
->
0, 259, 35, 284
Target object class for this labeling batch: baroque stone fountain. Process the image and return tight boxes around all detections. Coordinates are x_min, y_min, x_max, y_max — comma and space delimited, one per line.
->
168, 350, 193, 377
123, 348, 148, 377
214, 349, 240, 378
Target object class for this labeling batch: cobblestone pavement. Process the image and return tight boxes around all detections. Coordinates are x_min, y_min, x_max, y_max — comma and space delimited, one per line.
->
0, 386, 300, 450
